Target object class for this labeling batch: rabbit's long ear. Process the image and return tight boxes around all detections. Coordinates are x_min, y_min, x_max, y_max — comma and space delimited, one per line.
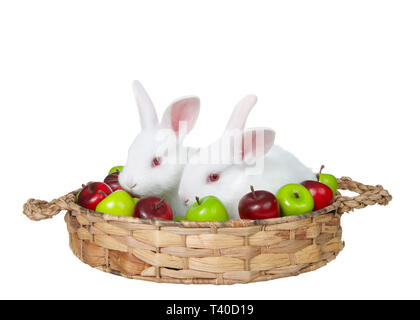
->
160, 96, 200, 139
224, 95, 257, 133
236, 127, 275, 164
132, 80, 159, 129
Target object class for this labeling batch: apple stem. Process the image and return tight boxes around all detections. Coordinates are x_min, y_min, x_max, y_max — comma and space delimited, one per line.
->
250, 185, 256, 199
116, 168, 120, 172
98, 190, 108, 197
294, 192, 299, 199
195, 196, 201, 206
317, 165, 325, 182
87, 183, 93, 194
154, 199, 165, 210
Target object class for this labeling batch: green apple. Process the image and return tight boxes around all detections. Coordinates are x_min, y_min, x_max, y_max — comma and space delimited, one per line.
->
95, 190, 136, 217
276, 184, 314, 216
173, 216, 187, 221
108, 165, 124, 174
317, 165, 338, 195
186, 196, 229, 221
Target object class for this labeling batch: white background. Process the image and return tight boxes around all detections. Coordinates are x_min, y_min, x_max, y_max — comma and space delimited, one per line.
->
1, 1, 419, 299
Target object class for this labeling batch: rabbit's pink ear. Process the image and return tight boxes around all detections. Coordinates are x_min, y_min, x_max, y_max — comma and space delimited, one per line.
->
160, 96, 200, 137
240, 128, 275, 163
132, 80, 159, 129
225, 95, 257, 132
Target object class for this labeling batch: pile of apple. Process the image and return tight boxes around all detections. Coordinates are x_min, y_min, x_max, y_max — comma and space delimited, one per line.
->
238, 166, 337, 220
180, 165, 338, 221
76, 166, 174, 220
76, 165, 337, 222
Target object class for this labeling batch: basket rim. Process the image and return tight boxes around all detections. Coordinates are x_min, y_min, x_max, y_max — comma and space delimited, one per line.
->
24, 176, 392, 225
70, 189, 340, 228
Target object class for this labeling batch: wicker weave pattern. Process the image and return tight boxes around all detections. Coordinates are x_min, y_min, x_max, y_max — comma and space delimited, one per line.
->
65, 210, 343, 284
23, 177, 392, 284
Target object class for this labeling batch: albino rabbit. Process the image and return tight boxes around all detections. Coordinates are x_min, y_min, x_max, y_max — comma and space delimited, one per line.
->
178, 98, 315, 219
118, 81, 200, 216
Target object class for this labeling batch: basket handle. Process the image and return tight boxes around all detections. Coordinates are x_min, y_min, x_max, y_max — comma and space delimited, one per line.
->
336, 177, 392, 214
23, 192, 76, 221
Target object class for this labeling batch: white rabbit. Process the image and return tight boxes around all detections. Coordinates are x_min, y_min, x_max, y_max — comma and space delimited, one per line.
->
178, 97, 315, 219
118, 81, 200, 216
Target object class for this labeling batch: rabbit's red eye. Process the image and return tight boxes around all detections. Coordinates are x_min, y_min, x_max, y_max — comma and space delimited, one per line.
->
151, 157, 162, 168
207, 173, 220, 183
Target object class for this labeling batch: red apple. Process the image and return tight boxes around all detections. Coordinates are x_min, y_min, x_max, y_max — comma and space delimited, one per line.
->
104, 171, 124, 192
77, 182, 112, 210
133, 196, 173, 220
238, 186, 280, 220
301, 180, 334, 211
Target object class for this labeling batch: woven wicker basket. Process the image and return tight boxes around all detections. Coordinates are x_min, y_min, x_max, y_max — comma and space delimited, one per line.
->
23, 177, 391, 284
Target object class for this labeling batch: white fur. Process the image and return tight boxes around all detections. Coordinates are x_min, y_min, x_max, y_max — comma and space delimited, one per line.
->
225, 94, 257, 132
178, 97, 315, 219
119, 81, 200, 217
179, 144, 315, 218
